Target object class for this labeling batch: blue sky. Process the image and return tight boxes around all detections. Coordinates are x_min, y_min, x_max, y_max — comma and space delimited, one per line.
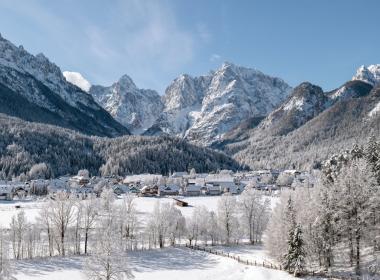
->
0, 0, 379, 93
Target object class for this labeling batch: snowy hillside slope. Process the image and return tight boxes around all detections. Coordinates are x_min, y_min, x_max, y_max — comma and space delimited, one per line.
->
0, 34, 129, 137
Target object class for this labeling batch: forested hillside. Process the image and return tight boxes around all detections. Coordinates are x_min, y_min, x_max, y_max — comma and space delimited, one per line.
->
224, 83, 380, 170
0, 114, 242, 180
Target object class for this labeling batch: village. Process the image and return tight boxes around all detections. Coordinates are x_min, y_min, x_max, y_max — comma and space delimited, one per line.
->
0, 168, 317, 201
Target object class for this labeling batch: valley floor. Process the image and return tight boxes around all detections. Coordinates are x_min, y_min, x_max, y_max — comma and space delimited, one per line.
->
13, 247, 322, 280
0, 195, 279, 227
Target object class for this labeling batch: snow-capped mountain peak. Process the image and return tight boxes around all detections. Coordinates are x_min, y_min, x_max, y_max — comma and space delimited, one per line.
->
63, 71, 91, 92
0, 34, 129, 136
89, 75, 163, 134
352, 64, 380, 86
150, 62, 292, 146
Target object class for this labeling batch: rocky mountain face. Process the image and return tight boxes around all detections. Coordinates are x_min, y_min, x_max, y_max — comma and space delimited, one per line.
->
352, 64, 380, 86
147, 62, 292, 146
89, 75, 163, 134
222, 67, 378, 170
0, 34, 129, 137
257, 82, 329, 136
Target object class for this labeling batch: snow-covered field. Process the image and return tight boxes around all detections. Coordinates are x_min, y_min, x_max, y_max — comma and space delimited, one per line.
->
204, 244, 277, 266
0, 195, 279, 227
13, 247, 305, 280
2, 195, 301, 280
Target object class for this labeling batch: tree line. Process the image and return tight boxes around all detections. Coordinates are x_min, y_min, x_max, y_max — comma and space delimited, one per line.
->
265, 138, 380, 277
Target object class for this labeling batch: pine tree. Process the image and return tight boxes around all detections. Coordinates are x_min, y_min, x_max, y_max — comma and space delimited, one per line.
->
365, 136, 380, 184
283, 196, 297, 272
292, 225, 306, 277
283, 223, 296, 273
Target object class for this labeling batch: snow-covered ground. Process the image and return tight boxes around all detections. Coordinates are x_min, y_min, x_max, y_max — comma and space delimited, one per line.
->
0, 195, 279, 227
0, 199, 45, 226
3, 195, 325, 280
204, 244, 277, 266
13, 247, 310, 280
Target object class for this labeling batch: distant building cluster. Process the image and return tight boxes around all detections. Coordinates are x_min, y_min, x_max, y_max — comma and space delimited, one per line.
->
0, 168, 318, 201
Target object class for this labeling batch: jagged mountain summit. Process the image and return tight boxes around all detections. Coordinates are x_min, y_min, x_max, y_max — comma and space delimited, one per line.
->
0, 34, 129, 137
147, 62, 292, 146
352, 64, 380, 86
89, 75, 163, 134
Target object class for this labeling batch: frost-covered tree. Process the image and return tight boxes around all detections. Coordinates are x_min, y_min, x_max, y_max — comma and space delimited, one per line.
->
186, 207, 201, 246
85, 212, 132, 280
0, 228, 11, 280
206, 211, 219, 245
311, 180, 336, 270
28, 163, 51, 180
365, 136, 380, 184
100, 188, 116, 213
217, 194, 237, 244
147, 202, 184, 248
48, 191, 75, 256
282, 196, 303, 274
289, 225, 306, 276
36, 204, 54, 256
9, 210, 28, 260
239, 189, 270, 244
82, 194, 100, 255
333, 159, 379, 274
117, 194, 138, 250
264, 192, 293, 261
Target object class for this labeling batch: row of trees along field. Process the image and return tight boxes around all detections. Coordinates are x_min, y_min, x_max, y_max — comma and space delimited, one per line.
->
0, 188, 270, 280
266, 137, 380, 277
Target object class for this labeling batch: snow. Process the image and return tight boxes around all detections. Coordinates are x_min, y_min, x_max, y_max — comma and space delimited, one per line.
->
352, 64, 380, 86
283, 97, 304, 111
368, 101, 380, 118
155, 62, 292, 146
13, 247, 307, 280
0, 34, 108, 117
0, 199, 45, 227
90, 74, 163, 134
3, 195, 317, 280
122, 196, 220, 219
204, 244, 276, 266
0, 195, 279, 227
63, 71, 91, 92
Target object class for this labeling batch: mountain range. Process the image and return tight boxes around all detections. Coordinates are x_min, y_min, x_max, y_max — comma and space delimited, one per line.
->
0, 34, 129, 137
1, 33, 379, 173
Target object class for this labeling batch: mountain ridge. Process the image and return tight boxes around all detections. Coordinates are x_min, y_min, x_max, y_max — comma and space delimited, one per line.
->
0, 34, 129, 137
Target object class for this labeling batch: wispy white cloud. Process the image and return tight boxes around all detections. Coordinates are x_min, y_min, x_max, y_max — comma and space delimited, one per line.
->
79, 0, 199, 91
210, 54, 221, 62
119, 1, 195, 70
0, 0, 209, 93
63, 71, 91, 92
